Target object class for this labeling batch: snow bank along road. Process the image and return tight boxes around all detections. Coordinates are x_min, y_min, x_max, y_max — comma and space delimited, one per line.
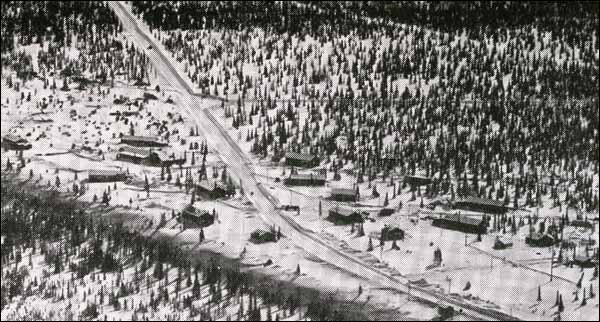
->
109, 2, 522, 321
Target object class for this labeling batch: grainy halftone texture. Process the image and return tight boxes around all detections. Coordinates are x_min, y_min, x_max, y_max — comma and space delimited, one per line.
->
1, 1, 599, 321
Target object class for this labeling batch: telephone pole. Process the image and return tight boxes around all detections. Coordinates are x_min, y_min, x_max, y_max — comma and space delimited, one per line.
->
550, 247, 554, 282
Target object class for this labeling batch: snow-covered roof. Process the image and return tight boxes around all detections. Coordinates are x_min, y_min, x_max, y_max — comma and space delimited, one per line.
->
197, 179, 229, 191
329, 205, 359, 217
121, 135, 164, 144
3, 134, 28, 143
118, 146, 152, 158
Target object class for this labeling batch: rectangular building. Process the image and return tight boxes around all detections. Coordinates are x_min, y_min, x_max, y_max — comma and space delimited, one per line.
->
116, 146, 184, 167
250, 229, 277, 243
381, 225, 405, 241
196, 179, 234, 199
285, 151, 320, 168
116, 146, 159, 165
404, 175, 432, 187
330, 187, 357, 202
571, 220, 593, 229
181, 206, 214, 229
432, 213, 487, 234
328, 206, 364, 225
120, 135, 168, 147
284, 173, 326, 186
2, 134, 32, 150
88, 169, 128, 183
378, 208, 395, 216
493, 236, 514, 249
453, 197, 509, 214
525, 233, 556, 247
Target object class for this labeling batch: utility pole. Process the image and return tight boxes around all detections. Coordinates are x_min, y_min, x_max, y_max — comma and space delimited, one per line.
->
550, 246, 554, 282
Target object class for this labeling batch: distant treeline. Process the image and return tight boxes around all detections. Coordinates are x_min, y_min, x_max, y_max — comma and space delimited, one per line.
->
1, 1, 120, 53
131, 1, 598, 41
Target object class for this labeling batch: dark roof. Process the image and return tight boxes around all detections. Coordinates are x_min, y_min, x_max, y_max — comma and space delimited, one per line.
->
331, 187, 356, 196
285, 151, 316, 162
438, 213, 483, 226
571, 220, 592, 227
528, 233, 555, 242
183, 208, 211, 217
456, 197, 505, 208
88, 169, 126, 177
495, 236, 513, 245
288, 173, 327, 181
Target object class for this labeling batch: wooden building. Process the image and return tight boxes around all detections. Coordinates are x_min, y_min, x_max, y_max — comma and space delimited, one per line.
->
432, 213, 487, 234
571, 219, 593, 229
87, 169, 128, 183
327, 206, 364, 225
196, 179, 234, 199
378, 207, 395, 216
116, 146, 160, 165
404, 175, 432, 187
284, 173, 326, 186
453, 197, 509, 214
571, 255, 596, 268
2, 134, 32, 151
250, 229, 277, 243
330, 187, 357, 202
181, 206, 215, 229
120, 135, 168, 147
116, 146, 184, 167
381, 225, 405, 241
493, 236, 513, 249
525, 233, 556, 247
285, 151, 320, 168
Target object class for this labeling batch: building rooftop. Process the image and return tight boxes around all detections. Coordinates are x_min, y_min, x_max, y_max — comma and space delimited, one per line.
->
288, 173, 327, 181
121, 135, 164, 144
329, 206, 359, 217
285, 151, 317, 162
331, 187, 356, 196
456, 196, 506, 208
118, 146, 152, 158
88, 169, 126, 177
197, 179, 229, 191
437, 213, 483, 226
3, 134, 28, 143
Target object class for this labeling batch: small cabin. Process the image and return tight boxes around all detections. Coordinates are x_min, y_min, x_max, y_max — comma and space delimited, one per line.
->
493, 236, 513, 250
120, 135, 168, 147
525, 233, 556, 247
284, 152, 320, 168
328, 206, 365, 225
2, 134, 32, 151
330, 187, 357, 202
284, 173, 326, 186
88, 169, 128, 183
